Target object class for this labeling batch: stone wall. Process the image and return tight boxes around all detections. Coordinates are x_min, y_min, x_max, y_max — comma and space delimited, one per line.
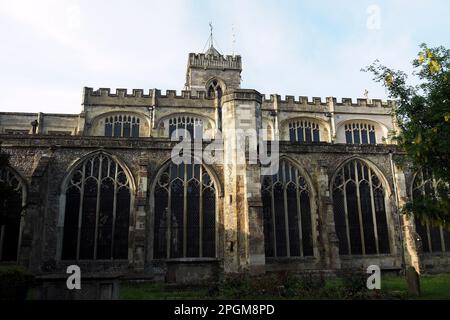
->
2, 132, 448, 282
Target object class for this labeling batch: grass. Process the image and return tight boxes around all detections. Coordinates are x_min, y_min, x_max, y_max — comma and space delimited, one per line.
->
120, 283, 211, 300
119, 275, 450, 300
381, 275, 450, 299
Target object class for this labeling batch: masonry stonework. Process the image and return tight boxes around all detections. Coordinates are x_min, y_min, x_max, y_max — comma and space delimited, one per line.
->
0, 45, 449, 283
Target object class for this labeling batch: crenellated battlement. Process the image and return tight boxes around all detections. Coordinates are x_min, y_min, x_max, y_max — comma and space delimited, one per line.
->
262, 94, 395, 109
83, 87, 214, 101
188, 53, 242, 70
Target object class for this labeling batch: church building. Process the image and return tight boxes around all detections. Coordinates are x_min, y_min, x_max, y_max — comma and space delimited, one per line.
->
0, 42, 449, 285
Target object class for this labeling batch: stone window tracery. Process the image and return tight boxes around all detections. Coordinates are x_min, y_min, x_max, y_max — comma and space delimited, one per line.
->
261, 159, 314, 258
332, 159, 390, 255
412, 170, 450, 253
288, 120, 320, 143
105, 115, 140, 138
344, 122, 376, 144
168, 116, 203, 140
153, 161, 216, 259
61, 152, 131, 260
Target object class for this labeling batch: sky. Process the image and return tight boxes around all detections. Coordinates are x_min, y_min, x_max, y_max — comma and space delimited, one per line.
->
0, 0, 449, 113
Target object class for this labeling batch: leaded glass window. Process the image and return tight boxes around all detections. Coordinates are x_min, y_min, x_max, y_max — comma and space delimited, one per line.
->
344, 122, 376, 144
332, 159, 390, 255
168, 116, 203, 140
105, 115, 140, 138
288, 120, 320, 143
262, 159, 314, 258
61, 152, 132, 260
412, 170, 450, 253
153, 162, 216, 259
0, 167, 25, 262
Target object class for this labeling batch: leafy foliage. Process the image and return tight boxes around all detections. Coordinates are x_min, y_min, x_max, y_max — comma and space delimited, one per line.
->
210, 271, 380, 300
0, 265, 33, 300
363, 44, 450, 228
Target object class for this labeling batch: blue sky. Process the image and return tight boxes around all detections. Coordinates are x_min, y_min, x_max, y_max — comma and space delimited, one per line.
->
1, 0, 449, 113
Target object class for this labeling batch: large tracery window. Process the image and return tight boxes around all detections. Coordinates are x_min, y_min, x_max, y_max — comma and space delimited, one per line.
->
168, 116, 203, 140
344, 122, 376, 144
332, 159, 390, 255
153, 161, 216, 259
262, 159, 314, 258
61, 153, 132, 260
412, 170, 450, 253
289, 120, 320, 143
0, 167, 25, 262
105, 115, 140, 138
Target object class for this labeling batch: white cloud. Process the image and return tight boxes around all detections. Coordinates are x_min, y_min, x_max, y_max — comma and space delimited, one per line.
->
0, 0, 449, 112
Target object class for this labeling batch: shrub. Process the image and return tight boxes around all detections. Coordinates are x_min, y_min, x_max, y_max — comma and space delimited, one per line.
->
213, 271, 328, 299
339, 268, 369, 299
0, 265, 34, 300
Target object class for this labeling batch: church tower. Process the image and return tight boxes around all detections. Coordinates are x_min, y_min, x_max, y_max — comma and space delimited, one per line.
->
184, 28, 242, 95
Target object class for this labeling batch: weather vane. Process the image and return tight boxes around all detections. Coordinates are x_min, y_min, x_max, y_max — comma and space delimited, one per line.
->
209, 22, 213, 35
364, 89, 369, 99
232, 24, 236, 56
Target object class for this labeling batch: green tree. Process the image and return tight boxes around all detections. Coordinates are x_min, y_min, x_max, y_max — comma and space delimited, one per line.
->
364, 43, 450, 229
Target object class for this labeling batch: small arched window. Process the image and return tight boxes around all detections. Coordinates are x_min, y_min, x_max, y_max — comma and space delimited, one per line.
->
153, 161, 216, 259
288, 120, 320, 143
61, 152, 132, 260
261, 159, 314, 258
344, 122, 376, 144
105, 115, 140, 138
207, 79, 222, 99
412, 170, 450, 253
332, 159, 390, 255
168, 116, 203, 140
0, 167, 25, 262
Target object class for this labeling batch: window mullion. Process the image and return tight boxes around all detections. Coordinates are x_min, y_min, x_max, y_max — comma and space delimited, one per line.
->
295, 170, 304, 257
166, 179, 172, 259
183, 164, 188, 258
270, 184, 277, 257
439, 226, 445, 253
93, 156, 103, 260
421, 183, 433, 252
199, 165, 203, 257
282, 165, 290, 257
342, 169, 352, 254
432, 176, 445, 252
76, 164, 87, 261
354, 161, 366, 255
0, 225, 4, 261
368, 168, 380, 255
110, 160, 118, 259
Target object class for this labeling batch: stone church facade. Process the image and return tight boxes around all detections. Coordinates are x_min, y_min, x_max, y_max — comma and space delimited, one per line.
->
0, 45, 449, 283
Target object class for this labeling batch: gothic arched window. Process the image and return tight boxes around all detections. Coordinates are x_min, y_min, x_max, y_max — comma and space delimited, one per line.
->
289, 120, 320, 143
168, 116, 203, 140
0, 167, 25, 262
262, 159, 314, 258
344, 122, 376, 144
412, 170, 450, 253
105, 115, 140, 138
332, 159, 390, 255
207, 79, 223, 131
61, 153, 132, 260
153, 161, 216, 259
